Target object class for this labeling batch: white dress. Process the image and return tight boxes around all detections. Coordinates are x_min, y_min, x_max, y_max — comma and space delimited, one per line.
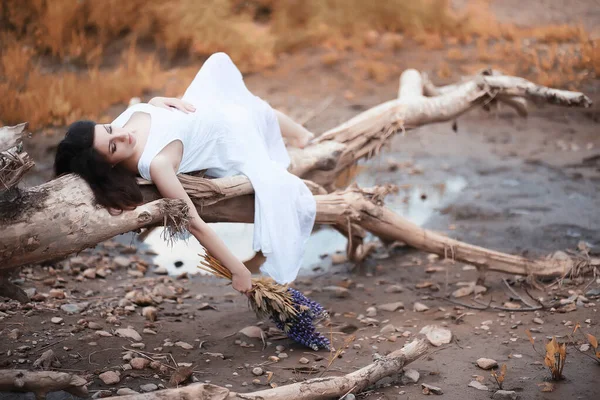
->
111, 52, 316, 284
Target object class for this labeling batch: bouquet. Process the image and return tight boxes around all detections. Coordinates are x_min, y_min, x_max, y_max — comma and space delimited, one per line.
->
198, 253, 331, 351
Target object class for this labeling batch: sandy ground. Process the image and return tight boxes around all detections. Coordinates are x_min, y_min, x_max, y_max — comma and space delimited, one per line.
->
2, 1, 600, 399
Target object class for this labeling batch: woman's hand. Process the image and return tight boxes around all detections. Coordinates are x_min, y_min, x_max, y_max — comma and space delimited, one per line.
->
149, 97, 196, 113
232, 269, 252, 294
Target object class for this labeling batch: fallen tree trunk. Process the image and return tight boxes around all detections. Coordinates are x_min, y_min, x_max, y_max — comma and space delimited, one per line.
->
0, 369, 88, 399
102, 336, 430, 400
0, 70, 593, 281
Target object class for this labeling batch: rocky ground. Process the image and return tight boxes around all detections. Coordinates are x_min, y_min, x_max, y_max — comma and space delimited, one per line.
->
2, 1, 600, 399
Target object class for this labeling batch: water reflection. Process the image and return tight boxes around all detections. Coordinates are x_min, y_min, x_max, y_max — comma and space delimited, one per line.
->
143, 161, 467, 276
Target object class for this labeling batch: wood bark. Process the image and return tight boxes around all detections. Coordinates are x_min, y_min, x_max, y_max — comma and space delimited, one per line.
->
0, 370, 88, 399
0, 70, 594, 283
102, 336, 429, 400
0, 123, 33, 192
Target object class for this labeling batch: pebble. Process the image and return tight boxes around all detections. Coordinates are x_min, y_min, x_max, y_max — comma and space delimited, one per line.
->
353, 344, 362, 350
468, 381, 489, 391
275, 345, 285, 352
413, 302, 429, 312
421, 383, 443, 395
51, 317, 63, 324
420, 325, 452, 346
377, 302, 404, 312
142, 307, 158, 322
95, 331, 112, 337
175, 341, 194, 350
476, 358, 498, 370
115, 328, 142, 341
298, 357, 310, 364
323, 286, 350, 298
113, 256, 132, 268
117, 388, 139, 395
492, 390, 519, 399
380, 324, 396, 335
140, 383, 158, 392
154, 266, 169, 275
143, 328, 157, 335
403, 369, 420, 383
268, 356, 280, 362
49, 289, 66, 299
61, 303, 88, 314
252, 367, 264, 376
533, 318, 544, 325
98, 371, 120, 385
278, 352, 288, 359
88, 322, 102, 330
384, 284, 404, 293
130, 357, 150, 370
366, 307, 377, 317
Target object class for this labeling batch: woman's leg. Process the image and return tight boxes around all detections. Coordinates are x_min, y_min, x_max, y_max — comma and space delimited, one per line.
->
274, 109, 315, 148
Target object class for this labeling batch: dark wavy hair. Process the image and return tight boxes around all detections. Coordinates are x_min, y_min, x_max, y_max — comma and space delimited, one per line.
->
54, 120, 143, 212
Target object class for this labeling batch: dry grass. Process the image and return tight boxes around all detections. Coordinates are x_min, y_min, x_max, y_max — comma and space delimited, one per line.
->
0, 0, 598, 130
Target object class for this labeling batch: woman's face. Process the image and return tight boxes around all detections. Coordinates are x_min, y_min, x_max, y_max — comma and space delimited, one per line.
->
93, 124, 137, 165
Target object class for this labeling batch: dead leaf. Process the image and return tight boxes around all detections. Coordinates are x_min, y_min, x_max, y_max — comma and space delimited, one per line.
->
538, 382, 555, 392
545, 337, 566, 380
169, 366, 193, 386
525, 329, 535, 345
586, 333, 598, 349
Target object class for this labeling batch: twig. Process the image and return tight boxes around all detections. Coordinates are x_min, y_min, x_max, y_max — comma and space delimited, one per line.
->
502, 278, 538, 308
433, 296, 490, 310
339, 385, 357, 399
122, 347, 177, 371
472, 298, 542, 312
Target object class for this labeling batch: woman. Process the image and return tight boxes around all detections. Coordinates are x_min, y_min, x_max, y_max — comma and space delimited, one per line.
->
55, 52, 316, 293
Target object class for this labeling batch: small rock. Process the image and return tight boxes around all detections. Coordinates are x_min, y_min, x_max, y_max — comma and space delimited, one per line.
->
143, 328, 157, 335
88, 322, 102, 330
113, 256, 131, 268
130, 357, 150, 370
353, 344, 362, 350
83, 269, 97, 279
421, 383, 443, 395
366, 307, 377, 317
278, 352, 288, 359
413, 302, 429, 312
268, 356, 280, 362
8, 329, 21, 340
128, 270, 144, 278
476, 358, 498, 370
95, 330, 112, 337
61, 303, 89, 314
252, 367, 264, 376
492, 390, 519, 399
49, 289, 66, 299
503, 302, 521, 309
380, 324, 396, 335
140, 383, 158, 392
175, 341, 193, 350
115, 328, 142, 341
384, 284, 403, 293
469, 381, 489, 391
51, 317, 63, 324
344, 394, 356, 400
130, 343, 145, 349
142, 306, 157, 322
98, 371, 120, 385
403, 369, 420, 383
154, 266, 169, 275
323, 286, 350, 298
533, 318, 544, 325
117, 388, 139, 395
275, 345, 285, 352
298, 357, 310, 364
580, 343, 590, 352
377, 302, 404, 312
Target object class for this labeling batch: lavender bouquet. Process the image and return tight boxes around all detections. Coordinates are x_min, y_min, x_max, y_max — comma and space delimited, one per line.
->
198, 253, 331, 351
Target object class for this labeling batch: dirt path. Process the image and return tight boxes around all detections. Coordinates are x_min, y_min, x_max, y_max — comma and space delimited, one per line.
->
2, 2, 600, 399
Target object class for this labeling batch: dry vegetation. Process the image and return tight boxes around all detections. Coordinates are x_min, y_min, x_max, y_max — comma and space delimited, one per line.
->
0, 0, 598, 130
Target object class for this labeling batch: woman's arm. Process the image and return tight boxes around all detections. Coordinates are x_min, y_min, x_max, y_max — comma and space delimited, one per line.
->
149, 156, 252, 293
274, 109, 314, 148
149, 97, 196, 113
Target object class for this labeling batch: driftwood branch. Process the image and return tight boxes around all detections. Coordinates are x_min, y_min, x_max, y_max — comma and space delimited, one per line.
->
0, 369, 88, 399
0, 70, 593, 280
0, 123, 33, 191
102, 336, 430, 400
